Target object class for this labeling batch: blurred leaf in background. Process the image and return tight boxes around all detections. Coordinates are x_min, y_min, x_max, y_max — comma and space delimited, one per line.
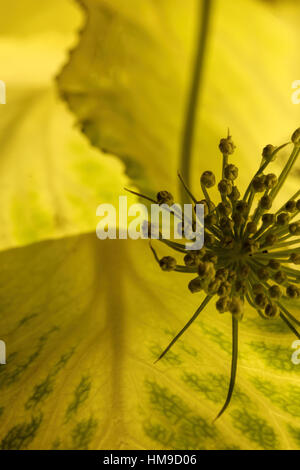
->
0, 0, 131, 250
0, 0, 300, 450
1, 236, 300, 450
58, 0, 300, 199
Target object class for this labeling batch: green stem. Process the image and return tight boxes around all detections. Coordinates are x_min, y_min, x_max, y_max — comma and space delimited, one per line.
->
179, 0, 213, 204
155, 295, 212, 363
214, 316, 238, 421
270, 146, 300, 202
279, 312, 300, 340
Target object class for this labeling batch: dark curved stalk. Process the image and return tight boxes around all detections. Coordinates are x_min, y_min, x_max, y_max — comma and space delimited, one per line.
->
214, 316, 238, 421
179, 0, 213, 204
155, 295, 212, 363
278, 303, 300, 327
280, 312, 300, 340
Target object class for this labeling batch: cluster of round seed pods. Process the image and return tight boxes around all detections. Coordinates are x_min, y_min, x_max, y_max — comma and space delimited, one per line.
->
125, 127, 300, 420
152, 128, 300, 325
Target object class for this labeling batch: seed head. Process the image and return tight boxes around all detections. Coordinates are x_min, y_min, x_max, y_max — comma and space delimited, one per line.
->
268, 285, 281, 299
255, 293, 267, 308
159, 256, 177, 271
188, 277, 204, 293
157, 191, 174, 206
276, 212, 289, 226
201, 171, 216, 188
229, 186, 240, 201
274, 270, 287, 284
285, 200, 297, 212
246, 221, 258, 234
262, 144, 276, 162
216, 296, 230, 313
259, 195, 272, 210
198, 261, 215, 279
148, 129, 300, 420
291, 127, 300, 146
224, 164, 238, 181
219, 135, 236, 155
290, 253, 300, 265
252, 176, 266, 193
262, 213, 275, 226
265, 174, 277, 189
218, 179, 233, 196
289, 222, 300, 236
286, 285, 300, 299
265, 303, 279, 319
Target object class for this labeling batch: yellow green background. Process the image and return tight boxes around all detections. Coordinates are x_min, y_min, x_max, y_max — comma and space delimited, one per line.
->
0, 0, 299, 449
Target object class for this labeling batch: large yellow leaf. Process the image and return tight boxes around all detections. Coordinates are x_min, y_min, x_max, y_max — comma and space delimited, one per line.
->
0, 0, 131, 250
58, 0, 300, 198
0, 235, 299, 449
1, 0, 299, 452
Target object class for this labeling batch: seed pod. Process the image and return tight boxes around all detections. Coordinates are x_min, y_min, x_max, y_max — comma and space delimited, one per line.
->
257, 267, 269, 281
265, 303, 279, 319
262, 213, 275, 226
201, 171, 216, 188
246, 221, 258, 234
188, 277, 204, 293
184, 252, 200, 267
264, 233, 277, 246
218, 179, 233, 196
218, 201, 232, 216
268, 285, 281, 299
218, 281, 231, 296
265, 174, 277, 189
286, 284, 300, 299
259, 195, 272, 210
235, 280, 246, 295
157, 191, 174, 206
268, 259, 280, 270
290, 253, 300, 265
252, 176, 266, 192
274, 270, 287, 284
216, 296, 230, 313
219, 135, 236, 155
289, 222, 300, 236
159, 256, 177, 271
262, 144, 276, 162
208, 279, 221, 294
285, 200, 297, 213
229, 186, 240, 202
235, 200, 249, 215
291, 127, 300, 145
255, 293, 268, 309
198, 261, 215, 280
220, 217, 234, 233
224, 164, 238, 181
276, 212, 289, 226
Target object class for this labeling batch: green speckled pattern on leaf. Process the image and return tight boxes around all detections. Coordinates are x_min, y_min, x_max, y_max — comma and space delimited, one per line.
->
0, 236, 299, 449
